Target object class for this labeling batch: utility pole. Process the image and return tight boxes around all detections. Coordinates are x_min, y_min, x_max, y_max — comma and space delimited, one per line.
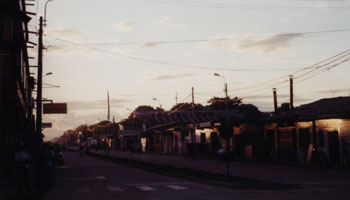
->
289, 75, 294, 110
224, 82, 230, 176
36, 17, 43, 141
175, 93, 178, 105
107, 89, 110, 121
191, 87, 195, 144
273, 88, 278, 114
214, 73, 231, 176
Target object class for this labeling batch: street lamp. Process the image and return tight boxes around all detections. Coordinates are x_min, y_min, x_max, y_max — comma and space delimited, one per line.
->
214, 73, 230, 176
153, 98, 162, 109
213, 73, 228, 114
42, 83, 60, 88
43, 72, 52, 77
44, 0, 54, 27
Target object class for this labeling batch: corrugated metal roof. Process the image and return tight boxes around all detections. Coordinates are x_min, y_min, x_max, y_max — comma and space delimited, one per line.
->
263, 96, 350, 122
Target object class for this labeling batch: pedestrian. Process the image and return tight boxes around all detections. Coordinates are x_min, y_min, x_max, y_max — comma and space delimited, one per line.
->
217, 148, 226, 160
342, 139, 349, 167
62, 145, 66, 153
42, 144, 56, 189
14, 142, 32, 195
79, 145, 84, 157
185, 144, 195, 160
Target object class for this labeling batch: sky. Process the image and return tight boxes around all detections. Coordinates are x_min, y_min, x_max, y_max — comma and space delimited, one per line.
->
27, 0, 350, 140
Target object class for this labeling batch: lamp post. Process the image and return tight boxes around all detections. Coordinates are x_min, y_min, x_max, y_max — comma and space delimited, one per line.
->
43, 72, 52, 77
153, 98, 162, 109
214, 73, 230, 176
44, 0, 53, 27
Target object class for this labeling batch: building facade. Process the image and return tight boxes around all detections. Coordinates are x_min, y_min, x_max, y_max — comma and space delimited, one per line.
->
0, 0, 35, 155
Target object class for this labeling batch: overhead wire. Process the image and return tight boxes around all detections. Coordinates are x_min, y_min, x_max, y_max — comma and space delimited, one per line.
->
44, 36, 350, 102
145, 0, 350, 11
168, 93, 192, 114
53, 29, 350, 46
169, 0, 350, 9
233, 55, 350, 101
45, 35, 303, 72
227, 49, 350, 93
222, 50, 350, 100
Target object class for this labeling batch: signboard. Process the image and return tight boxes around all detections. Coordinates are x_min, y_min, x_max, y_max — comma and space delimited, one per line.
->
42, 123, 52, 128
43, 103, 67, 114
199, 122, 211, 128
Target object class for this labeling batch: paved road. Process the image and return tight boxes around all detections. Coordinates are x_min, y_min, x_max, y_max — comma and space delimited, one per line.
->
44, 152, 350, 200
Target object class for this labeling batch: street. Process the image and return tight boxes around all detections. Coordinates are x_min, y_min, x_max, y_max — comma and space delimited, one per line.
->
44, 152, 350, 200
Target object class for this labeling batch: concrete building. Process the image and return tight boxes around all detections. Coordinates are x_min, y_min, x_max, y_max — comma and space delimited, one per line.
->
0, 0, 35, 155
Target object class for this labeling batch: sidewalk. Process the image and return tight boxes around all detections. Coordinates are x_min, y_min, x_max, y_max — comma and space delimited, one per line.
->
74, 148, 350, 184
0, 162, 41, 200
0, 163, 20, 199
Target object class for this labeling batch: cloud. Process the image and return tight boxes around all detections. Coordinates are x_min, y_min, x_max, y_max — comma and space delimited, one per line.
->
314, 88, 350, 94
44, 44, 103, 56
232, 33, 303, 53
42, 98, 132, 140
140, 42, 159, 48
46, 29, 82, 38
42, 28, 108, 56
243, 94, 311, 102
228, 81, 243, 86
151, 73, 195, 81
159, 16, 172, 24
113, 21, 134, 32
262, 55, 297, 63
45, 28, 84, 46
149, 16, 185, 32
243, 94, 289, 100
313, 2, 329, 10
43, 110, 124, 141
201, 39, 225, 49
110, 47, 141, 56
67, 98, 131, 111
280, 18, 290, 23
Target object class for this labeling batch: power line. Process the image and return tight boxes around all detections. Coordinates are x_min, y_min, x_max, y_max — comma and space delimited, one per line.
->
169, 0, 350, 9
49, 29, 350, 46
227, 49, 350, 93
45, 35, 305, 72
218, 50, 350, 99
45, 35, 350, 98
145, 0, 350, 11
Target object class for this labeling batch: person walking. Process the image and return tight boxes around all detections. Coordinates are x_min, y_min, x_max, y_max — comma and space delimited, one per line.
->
41, 143, 56, 191
79, 145, 84, 157
342, 139, 349, 167
14, 143, 32, 195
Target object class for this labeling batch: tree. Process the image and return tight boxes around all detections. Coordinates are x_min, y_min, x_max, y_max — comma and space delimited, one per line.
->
170, 103, 204, 111
217, 119, 234, 139
205, 96, 242, 110
134, 105, 157, 112
128, 105, 164, 119
278, 102, 290, 113
237, 104, 263, 119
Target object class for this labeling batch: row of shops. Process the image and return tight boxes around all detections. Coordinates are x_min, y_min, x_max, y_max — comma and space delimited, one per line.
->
70, 96, 350, 166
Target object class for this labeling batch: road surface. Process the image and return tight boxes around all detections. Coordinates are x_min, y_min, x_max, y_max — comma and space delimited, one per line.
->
44, 151, 350, 200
